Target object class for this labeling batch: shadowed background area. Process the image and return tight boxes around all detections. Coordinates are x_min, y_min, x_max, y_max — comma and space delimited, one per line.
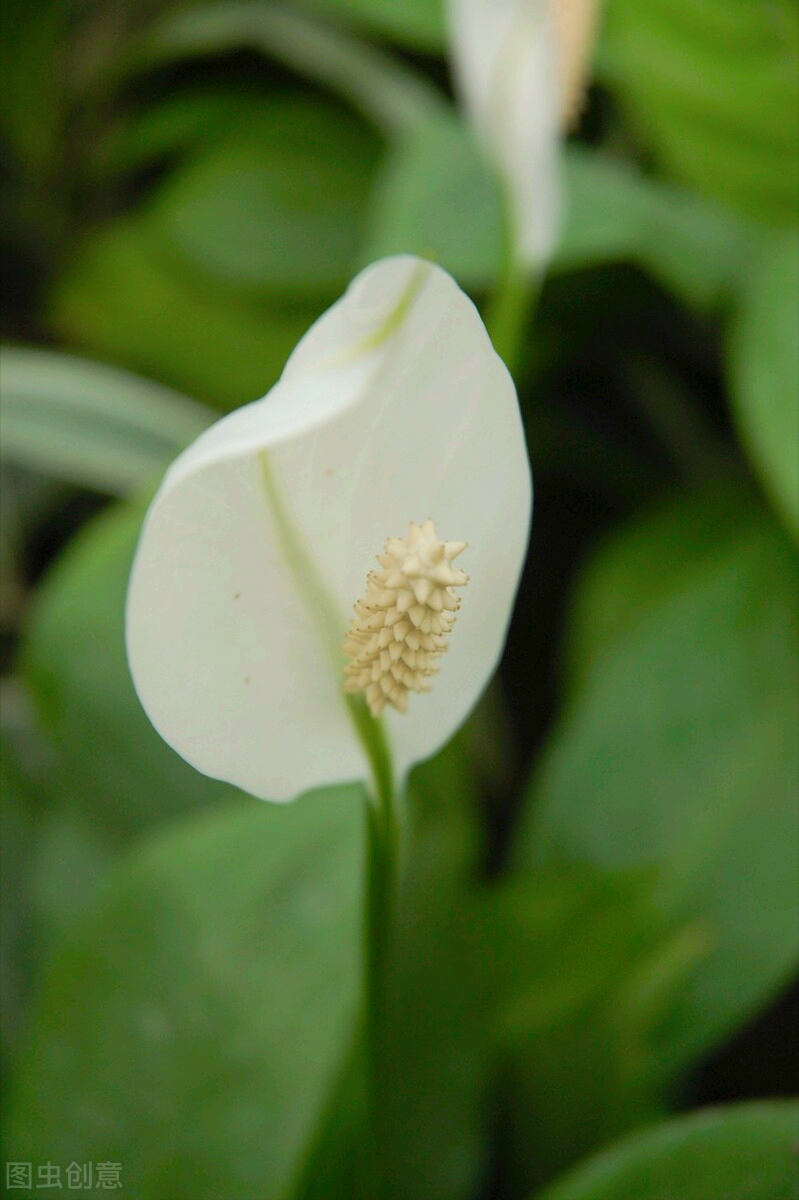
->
1, 2, 797, 1199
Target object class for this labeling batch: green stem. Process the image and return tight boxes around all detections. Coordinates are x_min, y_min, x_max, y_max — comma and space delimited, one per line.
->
486, 257, 537, 375
362, 773, 401, 1195
256, 450, 401, 1193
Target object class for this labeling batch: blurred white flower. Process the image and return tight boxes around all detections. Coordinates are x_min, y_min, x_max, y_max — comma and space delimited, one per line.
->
126, 256, 531, 802
446, 0, 601, 268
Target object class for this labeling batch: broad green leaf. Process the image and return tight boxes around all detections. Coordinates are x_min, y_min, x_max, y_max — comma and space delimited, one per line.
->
535, 1101, 799, 1200
563, 487, 751, 690
728, 230, 799, 539
558, 147, 752, 308
361, 114, 503, 290
361, 114, 753, 307
22, 501, 238, 839
93, 84, 278, 180
0, 347, 212, 496
6, 789, 364, 1200
146, 97, 383, 296
489, 866, 703, 1189
301, 0, 445, 51
0, 732, 36, 1053
0, 0, 66, 177
514, 489, 799, 1070
601, 0, 799, 223
292, 738, 492, 1200
50, 218, 318, 410
379, 740, 490, 1200
138, 4, 444, 138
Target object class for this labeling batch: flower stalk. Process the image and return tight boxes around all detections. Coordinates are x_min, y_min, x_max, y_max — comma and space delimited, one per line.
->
363, 765, 402, 1189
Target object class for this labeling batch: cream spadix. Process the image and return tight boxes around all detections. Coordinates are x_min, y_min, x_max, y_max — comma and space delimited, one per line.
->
126, 256, 531, 802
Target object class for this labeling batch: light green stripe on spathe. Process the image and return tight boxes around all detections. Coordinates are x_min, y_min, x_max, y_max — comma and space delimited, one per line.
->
256, 450, 394, 809
333, 258, 431, 367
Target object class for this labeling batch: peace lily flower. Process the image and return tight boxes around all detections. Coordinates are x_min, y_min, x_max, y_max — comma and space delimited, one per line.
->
126, 256, 531, 802
446, 0, 602, 268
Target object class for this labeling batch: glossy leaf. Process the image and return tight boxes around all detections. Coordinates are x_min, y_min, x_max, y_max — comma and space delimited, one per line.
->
728, 229, 799, 539
362, 114, 752, 306
514, 489, 799, 1068
601, 0, 799, 223
0, 347, 212, 496
6, 789, 364, 1200
22, 501, 237, 839
302, 0, 446, 51
138, 5, 444, 138
536, 1101, 799, 1200
146, 98, 383, 296
491, 865, 688, 1188
50, 219, 319, 410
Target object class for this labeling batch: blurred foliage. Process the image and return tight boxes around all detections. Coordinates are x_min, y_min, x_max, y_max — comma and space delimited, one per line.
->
536, 1101, 799, 1200
1, 0, 797, 1198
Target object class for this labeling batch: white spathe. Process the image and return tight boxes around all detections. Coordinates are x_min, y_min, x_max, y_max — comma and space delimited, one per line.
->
446, 0, 561, 268
126, 257, 531, 802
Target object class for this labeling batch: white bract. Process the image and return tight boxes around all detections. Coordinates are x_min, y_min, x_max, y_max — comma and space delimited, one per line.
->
126, 256, 531, 802
446, 0, 562, 268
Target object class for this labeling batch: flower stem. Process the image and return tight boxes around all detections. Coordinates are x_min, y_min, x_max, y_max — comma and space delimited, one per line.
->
487, 258, 537, 376
486, 201, 540, 377
362, 774, 400, 1194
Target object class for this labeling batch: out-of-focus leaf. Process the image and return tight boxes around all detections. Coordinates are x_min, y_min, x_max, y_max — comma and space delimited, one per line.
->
0, 348, 212, 496
728, 230, 799, 539
138, 4, 444, 137
489, 866, 705, 1190
0, 0, 66, 175
292, 737, 492, 1200
361, 114, 503, 290
6, 788, 364, 1200
601, 0, 799, 224
362, 114, 753, 306
535, 1101, 799, 1200
514, 488, 799, 1070
146, 97, 382, 296
379, 739, 490, 1200
559, 147, 752, 307
50, 219, 318, 410
300, 0, 445, 51
93, 84, 274, 180
0, 731, 36, 1053
22, 501, 238, 839
563, 487, 749, 690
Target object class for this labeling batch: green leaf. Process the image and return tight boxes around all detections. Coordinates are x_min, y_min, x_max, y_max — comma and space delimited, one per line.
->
361, 114, 503, 290
513, 488, 799, 1069
0, 731, 37, 1053
379, 740, 491, 1200
50, 218, 319, 410
137, 4, 444, 138
22, 501, 238, 839
361, 114, 753, 307
535, 1101, 799, 1200
601, 0, 799, 223
146, 97, 383, 296
292, 738, 492, 1200
559, 148, 753, 309
728, 229, 799, 539
6, 789, 364, 1200
488, 865, 705, 1190
0, 347, 212, 496
301, 0, 445, 51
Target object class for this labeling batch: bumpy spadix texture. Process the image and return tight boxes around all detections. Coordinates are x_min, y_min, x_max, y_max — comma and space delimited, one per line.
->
126, 256, 531, 802
344, 520, 468, 716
